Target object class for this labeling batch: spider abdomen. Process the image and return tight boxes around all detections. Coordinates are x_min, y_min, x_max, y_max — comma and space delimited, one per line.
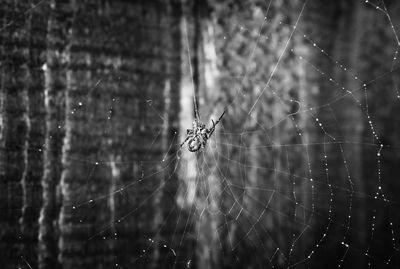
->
188, 137, 202, 152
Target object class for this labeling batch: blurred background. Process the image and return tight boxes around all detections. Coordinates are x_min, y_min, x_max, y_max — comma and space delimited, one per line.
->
1, 0, 400, 268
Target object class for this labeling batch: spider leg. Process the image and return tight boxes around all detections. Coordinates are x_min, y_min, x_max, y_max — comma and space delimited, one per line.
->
213, 110, 226, 127
180, 136, 190, 148
207, 126, 215, 137
207, 110, 225, 137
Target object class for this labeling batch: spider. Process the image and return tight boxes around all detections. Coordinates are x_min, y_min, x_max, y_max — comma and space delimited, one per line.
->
180, 110, 226, 152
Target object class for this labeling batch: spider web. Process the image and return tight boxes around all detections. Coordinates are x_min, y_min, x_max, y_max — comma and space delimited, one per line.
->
74, 1, 399, 268
2, 0, 400, 268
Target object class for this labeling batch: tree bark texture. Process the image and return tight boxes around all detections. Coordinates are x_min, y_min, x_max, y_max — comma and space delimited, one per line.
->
57, 1, 181, 268
1, 0, 181, 268
0, 1, 38, 268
